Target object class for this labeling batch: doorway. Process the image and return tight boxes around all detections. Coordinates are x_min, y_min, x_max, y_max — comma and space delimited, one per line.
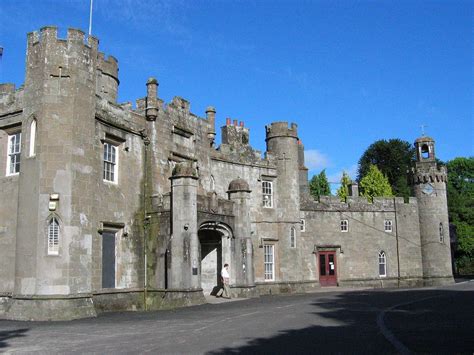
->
199, 229, 222, 294
319, 251, 337, 286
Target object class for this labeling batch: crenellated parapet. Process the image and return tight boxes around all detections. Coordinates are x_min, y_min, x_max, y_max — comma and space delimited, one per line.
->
26, 27, 99, 66
411, 165, 447, 185
265, 121, 298, 141
302, 195, 418, 212
97, 52, 119, 83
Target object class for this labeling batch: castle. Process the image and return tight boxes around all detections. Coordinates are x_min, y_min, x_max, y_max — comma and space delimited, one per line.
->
0, 27, 453, 321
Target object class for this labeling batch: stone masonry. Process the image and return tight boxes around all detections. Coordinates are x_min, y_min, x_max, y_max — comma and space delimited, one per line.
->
0, 27, 453, 320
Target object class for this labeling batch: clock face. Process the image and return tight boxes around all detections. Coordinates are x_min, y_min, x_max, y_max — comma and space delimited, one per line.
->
422, 183, 434, 195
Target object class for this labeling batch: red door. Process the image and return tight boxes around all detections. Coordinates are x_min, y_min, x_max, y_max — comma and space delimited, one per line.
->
319, 251, 337, 286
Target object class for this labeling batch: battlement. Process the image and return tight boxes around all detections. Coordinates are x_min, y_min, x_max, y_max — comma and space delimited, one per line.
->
27, 26, 99, 52
97, 52, 119, 83
303, 195, 418, 212
412, 167, 447, 184
265, 121, 298, 140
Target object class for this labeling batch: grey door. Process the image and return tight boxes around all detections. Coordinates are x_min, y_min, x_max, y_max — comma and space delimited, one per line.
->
102, 231, 116, 288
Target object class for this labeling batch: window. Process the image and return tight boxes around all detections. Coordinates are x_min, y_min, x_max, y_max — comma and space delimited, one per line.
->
439, 223, 444, 243
340, 220, 348, 232
378, 251, 386, 277
29, 119, 36, 157
264, 244, 274, 281
384, 220, 393, 233
210, 175, 215, 191
262, 181, 273, 208
290, 227, 296, 248
103, 142, 118, 183
300, 219, 306, 232
6, 132, 21, 175
48, 217, 60, 255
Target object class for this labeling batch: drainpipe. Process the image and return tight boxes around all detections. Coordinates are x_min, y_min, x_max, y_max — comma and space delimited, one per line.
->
142, 133, 151, 310
394, 198, 401, 288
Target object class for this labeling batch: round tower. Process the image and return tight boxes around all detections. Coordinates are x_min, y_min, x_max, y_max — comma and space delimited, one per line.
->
412, 136, 453, 286
265, 122, 300, 218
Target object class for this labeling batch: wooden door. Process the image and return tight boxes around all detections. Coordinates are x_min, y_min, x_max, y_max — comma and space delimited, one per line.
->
319, 251, 337, 286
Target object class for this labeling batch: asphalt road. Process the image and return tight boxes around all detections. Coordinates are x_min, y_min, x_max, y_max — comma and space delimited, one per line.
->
1, 281, 473, 354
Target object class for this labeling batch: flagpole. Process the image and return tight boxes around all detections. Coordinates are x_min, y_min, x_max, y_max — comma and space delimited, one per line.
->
88, 0, 93, 36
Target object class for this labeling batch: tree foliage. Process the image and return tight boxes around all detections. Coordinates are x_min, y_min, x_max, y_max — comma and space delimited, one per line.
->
309, 169, 331, 200
336, 171, 351, 201
446, 157, 474, 274
357, 139, 415, 199
359, 165, 394, 202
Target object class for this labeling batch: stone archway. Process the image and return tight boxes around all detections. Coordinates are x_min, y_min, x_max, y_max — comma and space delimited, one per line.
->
198, 222, 233, 294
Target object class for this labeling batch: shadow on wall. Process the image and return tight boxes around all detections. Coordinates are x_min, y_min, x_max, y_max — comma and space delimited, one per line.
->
207, 288, 474, 354
0, 328, 29, 349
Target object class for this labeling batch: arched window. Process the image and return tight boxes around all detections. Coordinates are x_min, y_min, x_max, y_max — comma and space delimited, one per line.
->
210, 175, 215, 191
421, 144, 430, 159
29, 119, 37, 157
439, 223, 444, 243
290, 227, 296, 248
48, 217, 60, 255
378, 251, 386, 277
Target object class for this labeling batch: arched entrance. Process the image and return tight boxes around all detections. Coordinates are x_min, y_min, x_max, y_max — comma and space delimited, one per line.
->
198, 222, 233, 294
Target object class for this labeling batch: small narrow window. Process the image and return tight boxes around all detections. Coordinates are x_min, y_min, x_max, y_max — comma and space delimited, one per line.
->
300, 219, 306, 232
439, 223, 444, 243
48, 217, 60, 255
103, 142, 118, 183
340, 220, 348, 232
210, 175, 215, 191
6, 132, 21, 175
290, 227, 296, 248
384, 220, 393, 233
379, 251, 386, 277
264, 244, 274, 281
29, 119, 37, 157
262, 181, 273, 208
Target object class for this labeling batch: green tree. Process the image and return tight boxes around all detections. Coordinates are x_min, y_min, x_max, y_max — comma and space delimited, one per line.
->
359, 164, 393, 202
336, 171, 351, 201
446, 157, 474, 274
309, 169, 331, 200
357, 139, 415, 199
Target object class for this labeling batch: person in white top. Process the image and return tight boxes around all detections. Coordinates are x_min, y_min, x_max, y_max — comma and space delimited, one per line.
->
221, 263, 231, 299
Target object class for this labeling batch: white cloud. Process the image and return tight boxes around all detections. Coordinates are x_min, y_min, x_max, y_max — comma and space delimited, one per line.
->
304, 150, 330, 171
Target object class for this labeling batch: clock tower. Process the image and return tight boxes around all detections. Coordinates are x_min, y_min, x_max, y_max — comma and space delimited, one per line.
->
412, 136, 454, 285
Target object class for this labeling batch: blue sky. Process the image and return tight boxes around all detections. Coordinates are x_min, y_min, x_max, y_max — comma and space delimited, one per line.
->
0, 0, 472, 187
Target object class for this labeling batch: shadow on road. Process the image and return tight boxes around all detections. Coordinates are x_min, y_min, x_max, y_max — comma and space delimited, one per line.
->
207, 287, 474, 354
0, 328, 29, 349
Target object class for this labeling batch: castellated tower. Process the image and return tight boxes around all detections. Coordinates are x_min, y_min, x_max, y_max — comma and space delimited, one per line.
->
10, 27, 113, 319
412, 136, 454, 286
265, 122, 301, 279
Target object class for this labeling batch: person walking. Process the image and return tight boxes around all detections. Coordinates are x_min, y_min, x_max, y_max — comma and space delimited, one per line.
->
221, 263, 231, 299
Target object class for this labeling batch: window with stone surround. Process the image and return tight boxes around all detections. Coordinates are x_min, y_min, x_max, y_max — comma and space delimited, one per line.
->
384, 219, 393, 233
6, 131, 21, 176
47, 217, 60, 255
378, 251, 386, 277
290, 227, 296, 248
103, 141, 118, 183
340, 220, 348, 232
439, 222, 444, 243
300, 219, 306, 232
262, 181, 273, 208
264, 244, 274, 281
